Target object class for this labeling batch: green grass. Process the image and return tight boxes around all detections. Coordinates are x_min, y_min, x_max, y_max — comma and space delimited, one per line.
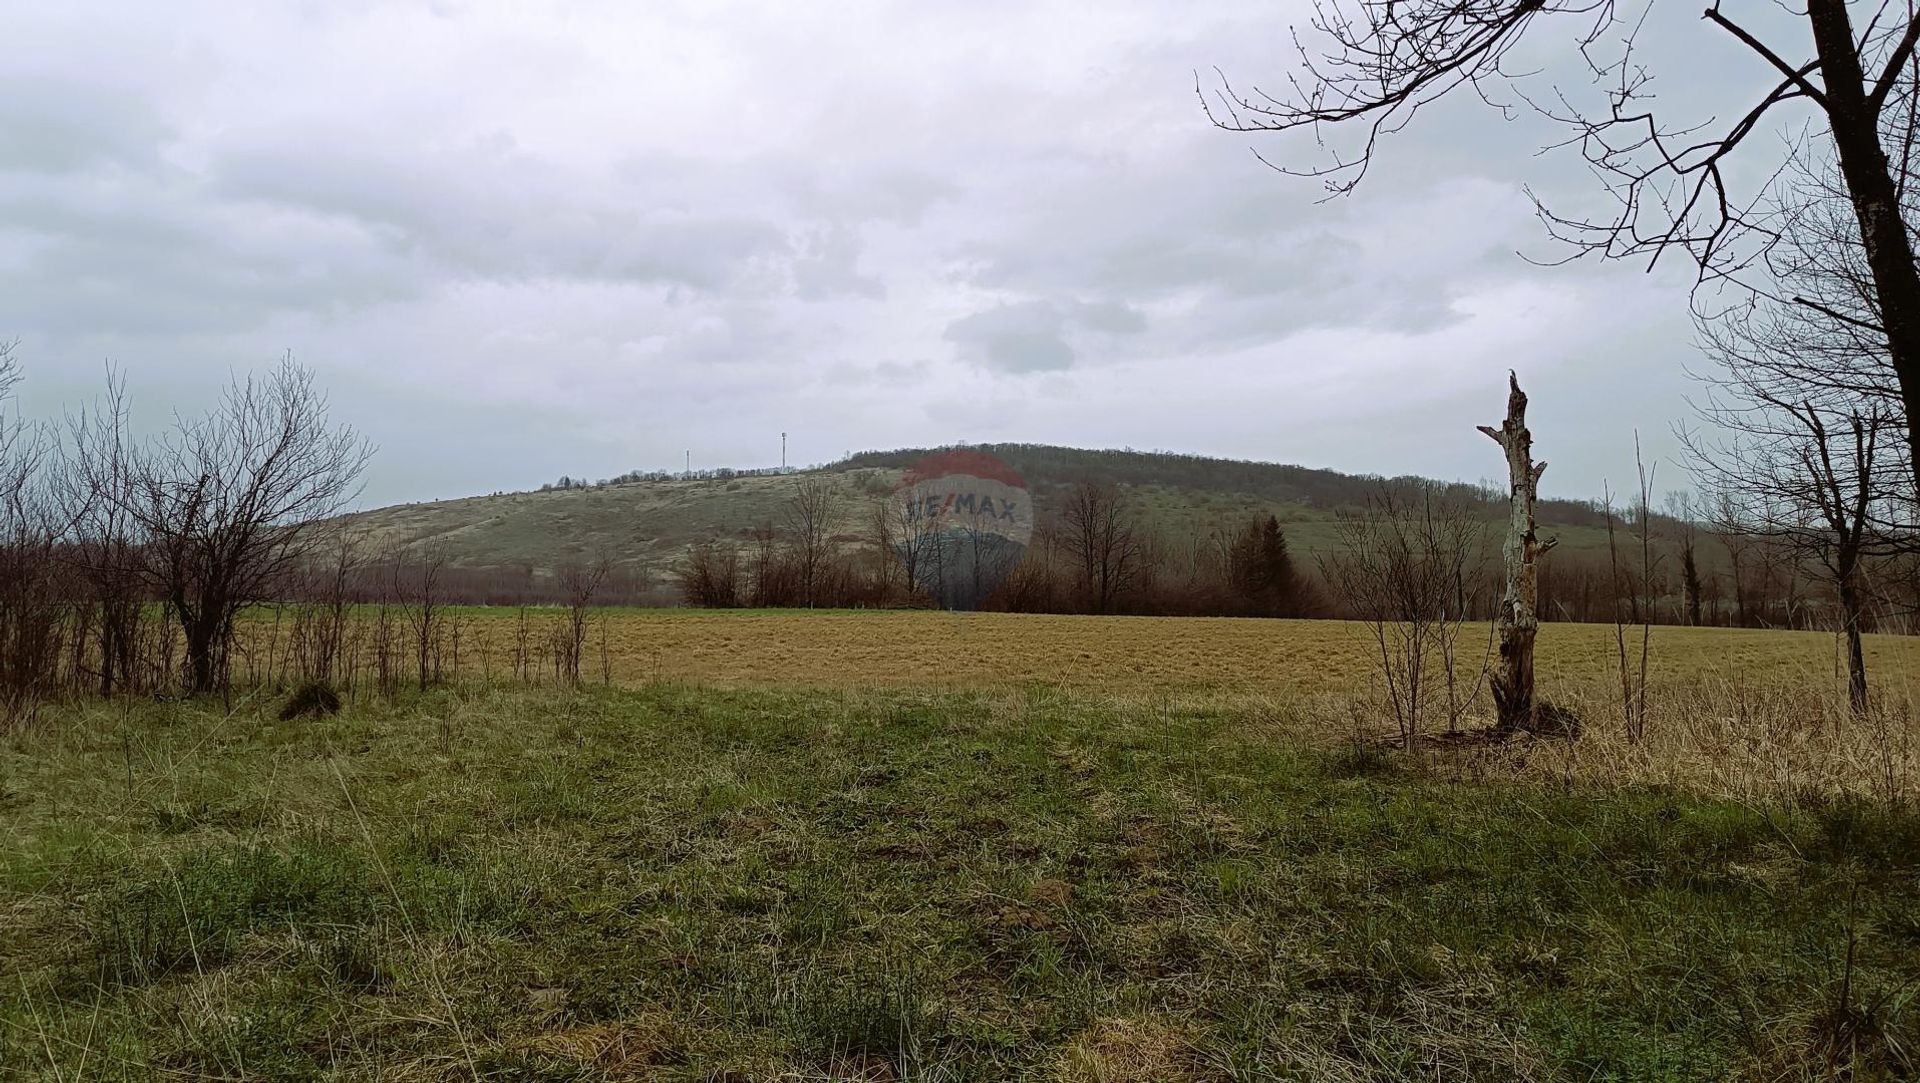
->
4, 684, 1918, 1080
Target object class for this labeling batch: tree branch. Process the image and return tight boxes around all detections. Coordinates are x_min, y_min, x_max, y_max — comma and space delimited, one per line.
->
1869, 14, 1920, 112
1792, 294, 1888, 334
1703, 5, 1828, 108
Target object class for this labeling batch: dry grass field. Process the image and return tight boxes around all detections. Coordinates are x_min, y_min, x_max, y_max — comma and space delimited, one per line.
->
226, 607, 1920, 802
249, 607, 1920, 698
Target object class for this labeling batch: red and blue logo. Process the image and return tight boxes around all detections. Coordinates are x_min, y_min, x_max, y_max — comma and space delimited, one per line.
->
893, 450, 1030, 610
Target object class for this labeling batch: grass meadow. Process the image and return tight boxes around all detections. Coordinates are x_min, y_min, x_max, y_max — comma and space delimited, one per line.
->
235, 606, 1920, 696
6, 612, 1920, 1079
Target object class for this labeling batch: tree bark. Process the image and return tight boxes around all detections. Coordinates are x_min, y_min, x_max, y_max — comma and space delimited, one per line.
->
1807, 0, 1920, 494
1479, 371, 1553, 733
1681, 543, 1703, 627
1838, 560, 1869, 714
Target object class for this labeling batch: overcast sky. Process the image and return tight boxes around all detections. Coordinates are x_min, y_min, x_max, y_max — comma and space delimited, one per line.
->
1, 1, 1815, 508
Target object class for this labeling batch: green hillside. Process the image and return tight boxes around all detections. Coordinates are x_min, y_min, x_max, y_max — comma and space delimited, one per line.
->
337, 443, 1635, 588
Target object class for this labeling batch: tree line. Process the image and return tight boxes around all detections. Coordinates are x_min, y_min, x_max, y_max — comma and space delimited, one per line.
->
674, 469, 1920, 632
677, 476, 1313, 617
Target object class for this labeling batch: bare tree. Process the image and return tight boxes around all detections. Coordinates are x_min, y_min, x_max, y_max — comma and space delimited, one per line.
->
1207, 1, 1920, 483
902, 488, 958, 607
0, 343, 69, 720
867, 498, 899, 602
744, 520, 785, 607
400, 544, 448, 690
1710, 403, 1905, 712
1323, 484, 1487, 746
292, 528, 358, 684
367, 542, 401, 697
63, 368, 147, 695
1602, 444, 1659, 741
1666, 492, 1706, 626
678, 538, 742, 608
1690, 139, 1920, 710
786, 478, 839, 608
555, 552, 611, 683
1710, 491, 1759, 627
511, 606, 534, 684
124, 356, 373, 695
957, 497, 1021, 611
864, 492, 931, 605
1694, 389, 1909, 715
1062, 480, 1140, 614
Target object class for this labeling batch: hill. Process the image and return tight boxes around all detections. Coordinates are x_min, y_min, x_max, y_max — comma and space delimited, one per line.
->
337, 443, 1633, 596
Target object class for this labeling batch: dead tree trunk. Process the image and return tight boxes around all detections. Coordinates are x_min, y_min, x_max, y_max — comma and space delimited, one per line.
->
1479, 372, 1554, 734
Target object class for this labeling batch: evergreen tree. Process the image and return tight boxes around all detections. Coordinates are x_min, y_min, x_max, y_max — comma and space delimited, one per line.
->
1227, 515, 1298, 617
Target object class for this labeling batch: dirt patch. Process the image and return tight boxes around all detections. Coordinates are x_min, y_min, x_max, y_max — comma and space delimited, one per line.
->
1029, 878, 1076, 908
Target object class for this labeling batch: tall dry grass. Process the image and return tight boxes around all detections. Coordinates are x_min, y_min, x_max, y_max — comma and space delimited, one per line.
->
1487, 677, 1919, 804
202, 608, 1920, 804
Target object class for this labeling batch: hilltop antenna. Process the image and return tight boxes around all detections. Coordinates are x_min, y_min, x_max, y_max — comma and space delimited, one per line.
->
781, 432, 787, 469
685, 449, 690, 478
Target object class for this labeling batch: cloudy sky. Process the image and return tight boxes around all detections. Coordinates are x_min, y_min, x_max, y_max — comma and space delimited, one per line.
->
2, 1, 1812, 508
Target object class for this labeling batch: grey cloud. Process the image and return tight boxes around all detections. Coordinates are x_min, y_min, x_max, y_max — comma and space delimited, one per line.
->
944, 297, 1146, 373
0, 77, 170, 175
944, 301, 1074, 371
955, 156, 1528, 356
790, 224, 884, 301
0, 1, 1774, 507
782, 163, 958, 227
212, 139, 794, 293
0, 172, 425, 336
1071, 299, 1148, 335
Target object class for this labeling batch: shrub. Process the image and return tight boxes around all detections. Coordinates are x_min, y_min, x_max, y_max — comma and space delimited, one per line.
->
278, 679, 342, 721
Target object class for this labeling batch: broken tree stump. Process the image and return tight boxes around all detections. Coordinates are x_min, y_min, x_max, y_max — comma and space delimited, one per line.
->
1478, 371, 1556, 734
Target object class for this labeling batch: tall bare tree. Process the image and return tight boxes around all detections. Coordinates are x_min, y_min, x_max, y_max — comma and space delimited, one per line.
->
1694, 398, 1907, 712
1208, 1, 1920, 484
746, 519, 794, 607
1666, 493, 1706, 626
125, 357, 372, 695
867, 498, 899, 602
1062, 480, 1140, 614
1709, 491, 1760, 627
1691, 139, 1919, 709
869, 493, 941, 605
786, 477, 839, 608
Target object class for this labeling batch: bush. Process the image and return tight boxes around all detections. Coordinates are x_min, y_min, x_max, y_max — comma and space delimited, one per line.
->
278, 680, 342, 721
1529, 701, 1583, 739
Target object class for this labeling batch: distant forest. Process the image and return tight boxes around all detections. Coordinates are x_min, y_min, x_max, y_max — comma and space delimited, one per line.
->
664, 445, 1920, 633
838, 443, 1619, 528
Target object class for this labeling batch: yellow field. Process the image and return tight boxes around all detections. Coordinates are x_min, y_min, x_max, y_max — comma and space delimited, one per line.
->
275, 607, 1920, 698
226, 606, 1920, 803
